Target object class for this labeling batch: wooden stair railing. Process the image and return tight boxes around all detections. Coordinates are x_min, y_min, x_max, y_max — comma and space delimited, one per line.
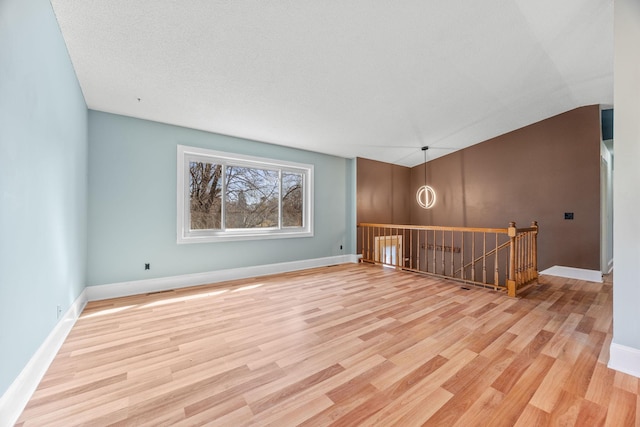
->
357, 221, 538, 297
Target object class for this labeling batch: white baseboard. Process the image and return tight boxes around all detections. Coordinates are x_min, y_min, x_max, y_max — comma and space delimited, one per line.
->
86, 254, 360, 301
608, 342, 640, 378
539, 265, 603, 283
0, 290, 88, 427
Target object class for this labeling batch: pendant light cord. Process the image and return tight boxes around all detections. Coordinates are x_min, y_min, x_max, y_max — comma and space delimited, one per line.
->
422, 146, 428, 187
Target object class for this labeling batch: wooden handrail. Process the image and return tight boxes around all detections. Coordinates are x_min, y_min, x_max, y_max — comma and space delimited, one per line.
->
360, 223, 537, 235
359, 223, 509, 234
512, 226, 538, 233
357, 221, 538, 297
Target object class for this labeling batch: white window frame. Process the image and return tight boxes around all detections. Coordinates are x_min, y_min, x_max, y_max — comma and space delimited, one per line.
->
177, 144, 314, 244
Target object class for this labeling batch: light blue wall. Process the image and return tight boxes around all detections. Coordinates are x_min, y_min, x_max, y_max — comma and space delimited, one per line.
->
0, 0, 88, 396
88, 111, 354, 285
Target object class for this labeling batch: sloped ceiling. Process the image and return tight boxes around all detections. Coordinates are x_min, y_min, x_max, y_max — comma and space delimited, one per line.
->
50, 0, 613, 167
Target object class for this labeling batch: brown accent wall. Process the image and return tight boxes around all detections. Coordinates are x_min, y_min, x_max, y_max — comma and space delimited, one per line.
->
357, 157, 411, 224
356, 105, 601, 271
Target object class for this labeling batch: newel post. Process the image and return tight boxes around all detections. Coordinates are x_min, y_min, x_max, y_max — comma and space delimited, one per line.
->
507, 221, 517, 297
531, 221, 538, 280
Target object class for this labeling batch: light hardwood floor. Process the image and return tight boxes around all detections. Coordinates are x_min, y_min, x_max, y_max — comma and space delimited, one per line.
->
16, 263, 639, 426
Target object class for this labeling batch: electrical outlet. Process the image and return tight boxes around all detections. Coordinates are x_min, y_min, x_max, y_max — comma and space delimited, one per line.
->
145, 263, 150, 270
57, 305, 62, 319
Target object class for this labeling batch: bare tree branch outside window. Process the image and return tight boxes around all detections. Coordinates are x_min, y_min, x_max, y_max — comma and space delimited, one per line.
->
282, 172, 303, 227
189, 161, 222, 229
188, 162, 303, 231
225, 166, 279, 228
179, 146, 312, 243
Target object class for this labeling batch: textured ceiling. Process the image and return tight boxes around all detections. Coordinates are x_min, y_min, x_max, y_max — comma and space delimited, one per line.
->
50, 0, 613, 167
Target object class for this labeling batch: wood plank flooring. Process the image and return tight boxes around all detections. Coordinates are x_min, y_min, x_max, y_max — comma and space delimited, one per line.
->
16, 263, 639, 426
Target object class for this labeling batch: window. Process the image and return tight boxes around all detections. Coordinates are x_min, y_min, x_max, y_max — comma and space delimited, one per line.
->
177, 145, 313, 243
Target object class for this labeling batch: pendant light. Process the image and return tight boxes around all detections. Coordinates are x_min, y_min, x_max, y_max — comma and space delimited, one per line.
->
416, 146, 436, 209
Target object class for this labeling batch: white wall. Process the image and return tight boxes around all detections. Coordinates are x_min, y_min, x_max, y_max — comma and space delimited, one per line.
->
600, 140, 613, 274
610, 0, 640, 377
